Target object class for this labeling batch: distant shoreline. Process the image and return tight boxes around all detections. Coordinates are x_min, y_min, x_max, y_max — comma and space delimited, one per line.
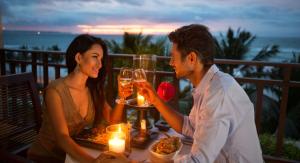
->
3, 30, 300, 62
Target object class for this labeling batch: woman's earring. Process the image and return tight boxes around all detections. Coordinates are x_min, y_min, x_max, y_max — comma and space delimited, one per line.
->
75, 64, 81, 72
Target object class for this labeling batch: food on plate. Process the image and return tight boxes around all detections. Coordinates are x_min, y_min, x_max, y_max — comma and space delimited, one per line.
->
86, 133, 109, 145
152, 136, 180, 154
76, 127, 109, 145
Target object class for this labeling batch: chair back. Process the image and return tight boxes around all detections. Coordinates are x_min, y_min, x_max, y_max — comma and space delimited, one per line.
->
0, 149, 32, 163
0, 73, 42, 154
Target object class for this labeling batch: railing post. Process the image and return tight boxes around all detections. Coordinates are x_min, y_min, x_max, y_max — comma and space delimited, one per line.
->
275, 67, 291, 156
43, 53, 49, 87
10, 62, 16, 74
0, 49, 5, 75
55, 66, 61, 79
21, 51, 27, 73
32, 52, 37, 82
152, 73, 162, 122
107, 55, 114, 105
173, 73, 179, 110
255, 83, 264, 134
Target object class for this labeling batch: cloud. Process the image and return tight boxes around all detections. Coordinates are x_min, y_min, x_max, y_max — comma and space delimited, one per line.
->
114, 0, 144, 6
2, 0, 300, 36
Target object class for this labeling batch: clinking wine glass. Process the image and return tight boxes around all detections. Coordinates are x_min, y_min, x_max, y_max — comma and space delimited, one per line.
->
133, 68, 149, 106
116, 67, 133, 104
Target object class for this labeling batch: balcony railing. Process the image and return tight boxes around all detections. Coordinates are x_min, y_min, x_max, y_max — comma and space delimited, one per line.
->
1, 48, 300, 162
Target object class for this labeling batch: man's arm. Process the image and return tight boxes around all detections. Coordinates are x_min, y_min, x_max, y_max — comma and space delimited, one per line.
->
152, 96, 184, 133
138, 81, 184, 133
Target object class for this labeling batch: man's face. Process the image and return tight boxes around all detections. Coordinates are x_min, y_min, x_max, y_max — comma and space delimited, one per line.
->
169, 43, 193, 79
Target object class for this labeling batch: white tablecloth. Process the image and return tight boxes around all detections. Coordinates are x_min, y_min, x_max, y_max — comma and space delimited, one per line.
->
65, 128, 192, 163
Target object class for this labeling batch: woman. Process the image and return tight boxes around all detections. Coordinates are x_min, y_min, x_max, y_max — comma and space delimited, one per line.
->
28, 34, 131, 163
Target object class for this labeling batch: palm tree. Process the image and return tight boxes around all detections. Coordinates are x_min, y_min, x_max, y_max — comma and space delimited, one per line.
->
215, 28, 256, 74
105, 32, 168, 55
214, 28, 280, 75
217, 27, 255, 59
105, 32, 170, 70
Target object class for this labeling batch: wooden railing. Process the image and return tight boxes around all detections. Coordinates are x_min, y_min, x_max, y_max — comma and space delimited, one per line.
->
1, 48, 300, 161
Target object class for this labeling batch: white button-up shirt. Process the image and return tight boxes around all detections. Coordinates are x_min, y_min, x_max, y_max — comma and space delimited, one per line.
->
175, 65, 263, 163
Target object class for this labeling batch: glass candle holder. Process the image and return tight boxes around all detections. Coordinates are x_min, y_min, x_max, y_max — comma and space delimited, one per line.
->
106, 123, 131, 153
133, 55, 157, 107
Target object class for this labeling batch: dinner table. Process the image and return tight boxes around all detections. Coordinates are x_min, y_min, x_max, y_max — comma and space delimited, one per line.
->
65, 127, 192, 163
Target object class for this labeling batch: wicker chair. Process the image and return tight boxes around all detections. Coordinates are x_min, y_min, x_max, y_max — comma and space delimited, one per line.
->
0, 73, 42, 158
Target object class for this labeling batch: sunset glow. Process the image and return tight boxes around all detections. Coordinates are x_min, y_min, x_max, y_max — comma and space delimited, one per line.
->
77, 24, 179, 35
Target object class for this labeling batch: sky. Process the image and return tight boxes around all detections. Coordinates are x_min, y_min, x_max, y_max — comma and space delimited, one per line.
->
1, 0, 300, 37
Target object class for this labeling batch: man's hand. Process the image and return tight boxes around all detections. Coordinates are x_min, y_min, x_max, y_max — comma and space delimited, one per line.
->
135, 80, 184, 133
135, 81, 160, 106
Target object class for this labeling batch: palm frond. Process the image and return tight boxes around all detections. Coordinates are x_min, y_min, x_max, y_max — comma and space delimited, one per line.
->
252, 45, 279, 61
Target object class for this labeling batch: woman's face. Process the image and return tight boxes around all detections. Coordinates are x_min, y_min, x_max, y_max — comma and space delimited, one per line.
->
77, 44, 103, 78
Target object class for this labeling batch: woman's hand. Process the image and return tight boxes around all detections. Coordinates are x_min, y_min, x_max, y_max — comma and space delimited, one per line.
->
94, 151, 130, 163
118, 75, 133, 100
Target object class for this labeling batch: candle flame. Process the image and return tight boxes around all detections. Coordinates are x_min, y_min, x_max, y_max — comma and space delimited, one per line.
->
137, 93, 145, 106
141, 119, 146, 130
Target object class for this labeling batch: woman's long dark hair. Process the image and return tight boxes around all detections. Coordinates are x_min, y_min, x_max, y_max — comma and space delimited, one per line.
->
66, 34, 108, 125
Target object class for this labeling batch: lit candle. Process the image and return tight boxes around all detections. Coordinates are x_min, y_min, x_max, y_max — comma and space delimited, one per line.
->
108, 136, 125, 153
108, 124, 125, 153
137, 93, 145, 106
141, 119, 146, 130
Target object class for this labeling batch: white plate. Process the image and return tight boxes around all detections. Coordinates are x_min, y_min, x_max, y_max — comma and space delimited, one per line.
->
149, 138, 183, 162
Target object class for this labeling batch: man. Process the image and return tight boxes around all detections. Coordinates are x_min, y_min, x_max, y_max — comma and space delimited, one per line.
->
138, 24, 264, 163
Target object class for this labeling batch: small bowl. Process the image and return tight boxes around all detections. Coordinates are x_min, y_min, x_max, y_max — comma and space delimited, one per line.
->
149, 138, 183, 162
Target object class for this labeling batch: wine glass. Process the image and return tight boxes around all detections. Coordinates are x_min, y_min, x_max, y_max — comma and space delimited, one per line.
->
133, 68, 147, 83
115, 67, 133, 104
133, 69, 149, 106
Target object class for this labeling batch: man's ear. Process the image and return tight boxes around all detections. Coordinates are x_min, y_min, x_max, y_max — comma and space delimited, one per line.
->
188, 51, 198, 64
75, 53, 82, 64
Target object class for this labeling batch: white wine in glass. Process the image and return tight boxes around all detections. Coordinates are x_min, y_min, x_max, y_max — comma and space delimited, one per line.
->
116, 68, 133, 104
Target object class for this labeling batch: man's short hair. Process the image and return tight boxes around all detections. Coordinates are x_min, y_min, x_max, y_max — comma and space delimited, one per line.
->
168, 24, 215, 66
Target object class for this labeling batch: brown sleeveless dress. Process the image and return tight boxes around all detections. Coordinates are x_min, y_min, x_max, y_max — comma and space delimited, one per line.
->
27, 77, 95, 162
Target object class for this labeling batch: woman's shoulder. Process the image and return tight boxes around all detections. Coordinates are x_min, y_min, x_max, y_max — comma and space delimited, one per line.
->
46, 77, 66, 91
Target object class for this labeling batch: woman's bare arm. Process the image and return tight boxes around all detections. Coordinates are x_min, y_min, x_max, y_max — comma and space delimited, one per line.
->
102, 100, 125, 124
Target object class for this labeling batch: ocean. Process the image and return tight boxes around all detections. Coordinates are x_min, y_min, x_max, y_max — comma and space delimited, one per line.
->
3, 30, 300, 91
3, 30, 300, 62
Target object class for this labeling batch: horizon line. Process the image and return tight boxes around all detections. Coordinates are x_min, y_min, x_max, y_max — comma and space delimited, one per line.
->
3, 29, 300, 38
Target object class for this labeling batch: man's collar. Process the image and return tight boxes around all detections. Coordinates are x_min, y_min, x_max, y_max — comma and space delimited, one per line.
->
192, 64, 219, 95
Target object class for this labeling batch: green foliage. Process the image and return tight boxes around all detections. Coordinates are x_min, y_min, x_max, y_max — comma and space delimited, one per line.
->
47, 44, 60, 51
47, 44, 64, 63
215, 28, 280, 75
19, 45, 28, 50
252, 45, 280, 61
215, 27, 256, 60
105, 32, 172, 74
106, 32, 168, 56
259, 133, 300, 160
